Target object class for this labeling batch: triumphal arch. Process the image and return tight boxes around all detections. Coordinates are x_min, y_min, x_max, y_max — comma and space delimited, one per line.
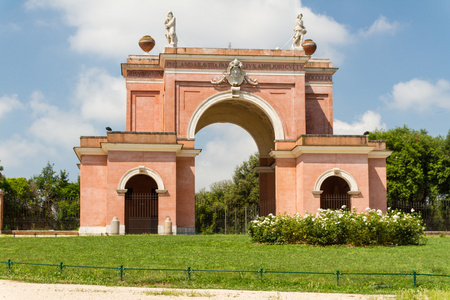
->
74, 17, 390, 235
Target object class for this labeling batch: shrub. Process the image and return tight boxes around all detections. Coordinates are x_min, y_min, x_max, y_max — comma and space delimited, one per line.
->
248, 207, 426, 246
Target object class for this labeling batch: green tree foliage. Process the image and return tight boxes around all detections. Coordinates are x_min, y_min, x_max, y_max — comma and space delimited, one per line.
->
0, 162, 80, 229
28, 162, 79, 202
195, 153, 260, 233
370, 126, 450, 204
1, 178, 34, 200
195, 180, 231, 233
224, 153, 260, 208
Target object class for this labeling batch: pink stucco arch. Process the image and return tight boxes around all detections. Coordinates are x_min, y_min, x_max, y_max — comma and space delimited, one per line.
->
116, 166, 167, 195
187, 91, 285, 141
75, 47, 389, 235
312, 168, 360, 196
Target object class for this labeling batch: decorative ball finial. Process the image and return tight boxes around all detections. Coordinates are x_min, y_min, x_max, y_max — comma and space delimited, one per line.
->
139, 35, 155, 53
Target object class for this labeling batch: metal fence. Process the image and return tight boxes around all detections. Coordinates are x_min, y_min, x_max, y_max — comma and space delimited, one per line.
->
391, 200, 450, 231
210, 204, 259, 234
2, 198, 80, 231
1, 259, 448, 288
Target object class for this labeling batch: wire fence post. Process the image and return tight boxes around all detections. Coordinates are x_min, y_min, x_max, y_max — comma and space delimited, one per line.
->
234, 208, 237, 233
413, 270, 417, 287
119, 265, 124, 281
245, 206, 248, 234
224, 207, 227, 234
187, 266, 191, 281
336, 270, 340, 286
7, 259, 11, 271
59, 262, 64, 273
259, 268, 263, 280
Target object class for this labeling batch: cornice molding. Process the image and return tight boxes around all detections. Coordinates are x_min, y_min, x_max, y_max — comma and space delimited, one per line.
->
73, 147, 105, 161
176, 149, 202, 157
368, 151, 393, 159
292, 146, 374, 157
270, 146, 390, 159
254, 166, 275, 173
102, 143, 182, 152
74, 143, 201, 160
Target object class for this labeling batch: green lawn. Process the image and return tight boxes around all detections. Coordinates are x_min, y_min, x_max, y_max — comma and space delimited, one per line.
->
0, 234, 449, 295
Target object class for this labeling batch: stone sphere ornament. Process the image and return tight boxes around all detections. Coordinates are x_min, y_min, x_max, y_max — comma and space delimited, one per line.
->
139, 35, 156, 53
302, 39, 317, 55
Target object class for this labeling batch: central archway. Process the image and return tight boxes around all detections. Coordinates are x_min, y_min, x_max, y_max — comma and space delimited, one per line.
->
191, 91, 280, 217
188, 91, 283, 157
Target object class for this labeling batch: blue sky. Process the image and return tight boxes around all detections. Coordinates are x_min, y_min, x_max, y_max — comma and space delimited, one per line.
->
0, 0, 449, 191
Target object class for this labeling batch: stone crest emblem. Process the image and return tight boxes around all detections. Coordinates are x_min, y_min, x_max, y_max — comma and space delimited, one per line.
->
211, 59, 258, 97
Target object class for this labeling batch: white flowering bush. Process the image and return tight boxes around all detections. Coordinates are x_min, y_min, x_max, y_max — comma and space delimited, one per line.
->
248, 208, 426, 246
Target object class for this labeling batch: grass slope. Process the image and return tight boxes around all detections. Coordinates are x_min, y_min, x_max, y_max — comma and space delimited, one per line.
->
0, 234, 449, 294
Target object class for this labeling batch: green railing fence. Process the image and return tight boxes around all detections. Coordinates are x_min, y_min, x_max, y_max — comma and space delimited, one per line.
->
1, 259, 449, 288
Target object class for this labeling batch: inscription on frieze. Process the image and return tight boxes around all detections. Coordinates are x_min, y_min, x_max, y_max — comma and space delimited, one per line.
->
165, 60, 304, 71
127, 70, 164, 78
305, 74, 332, 82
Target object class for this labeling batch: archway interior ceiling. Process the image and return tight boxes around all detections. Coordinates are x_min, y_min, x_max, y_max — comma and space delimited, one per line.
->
194, 100, 275, 157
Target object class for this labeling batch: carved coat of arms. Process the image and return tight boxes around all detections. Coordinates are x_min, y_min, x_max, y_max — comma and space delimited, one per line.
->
211, 59, 258, 97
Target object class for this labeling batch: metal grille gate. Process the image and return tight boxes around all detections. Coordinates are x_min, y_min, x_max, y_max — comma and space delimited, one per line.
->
320, 194, 350, 210
125, 192, 158, 234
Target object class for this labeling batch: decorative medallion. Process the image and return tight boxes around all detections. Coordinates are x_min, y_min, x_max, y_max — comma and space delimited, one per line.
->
211, 59, 258, 97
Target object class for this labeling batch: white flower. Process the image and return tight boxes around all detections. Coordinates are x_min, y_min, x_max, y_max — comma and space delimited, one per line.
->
341, 205, 347, 209
411, 208, 415, 213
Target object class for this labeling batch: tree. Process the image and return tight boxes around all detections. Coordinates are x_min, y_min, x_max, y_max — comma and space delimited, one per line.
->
195, 153, 260, 233
2, 178, 34, 201
369, 127, 450, 204
195, 180, 231, 233
224, 153, 259, 208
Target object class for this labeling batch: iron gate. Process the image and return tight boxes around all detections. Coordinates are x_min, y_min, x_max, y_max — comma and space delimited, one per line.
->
125, 192, 158, 234
320, 194, 351, 210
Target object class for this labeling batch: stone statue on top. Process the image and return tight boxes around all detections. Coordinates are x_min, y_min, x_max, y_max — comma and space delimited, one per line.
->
165, 11, 178, 47
292, 13, 307, 50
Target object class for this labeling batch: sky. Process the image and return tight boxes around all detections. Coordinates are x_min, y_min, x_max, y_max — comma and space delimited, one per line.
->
0, 0, 449, 191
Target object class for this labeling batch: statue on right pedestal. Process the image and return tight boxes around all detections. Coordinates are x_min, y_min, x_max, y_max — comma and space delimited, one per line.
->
292, 13, 307, 50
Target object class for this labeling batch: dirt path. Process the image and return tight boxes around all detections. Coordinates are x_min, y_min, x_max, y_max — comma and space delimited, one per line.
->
0, 280, 393, 299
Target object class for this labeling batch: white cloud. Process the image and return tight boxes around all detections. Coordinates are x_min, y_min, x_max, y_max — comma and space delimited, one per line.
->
334, 110, 386, 135
74, 67, 126, 126
25, 0, 353, 63
28, 90, 99, 148
359, 15, 401, 37
0, 134, 45, 169
195, 124, 257, 191
384, 78, 450, 112
0, 94, 24, 118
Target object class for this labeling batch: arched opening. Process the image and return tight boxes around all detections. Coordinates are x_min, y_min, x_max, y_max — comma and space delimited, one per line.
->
124, 175, 158, 234
192, 93, 279, 232
320, 176, 351, 210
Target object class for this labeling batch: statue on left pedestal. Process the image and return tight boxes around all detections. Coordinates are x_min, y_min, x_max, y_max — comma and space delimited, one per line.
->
165, 11, 178, 47
292, 13, 307, 50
